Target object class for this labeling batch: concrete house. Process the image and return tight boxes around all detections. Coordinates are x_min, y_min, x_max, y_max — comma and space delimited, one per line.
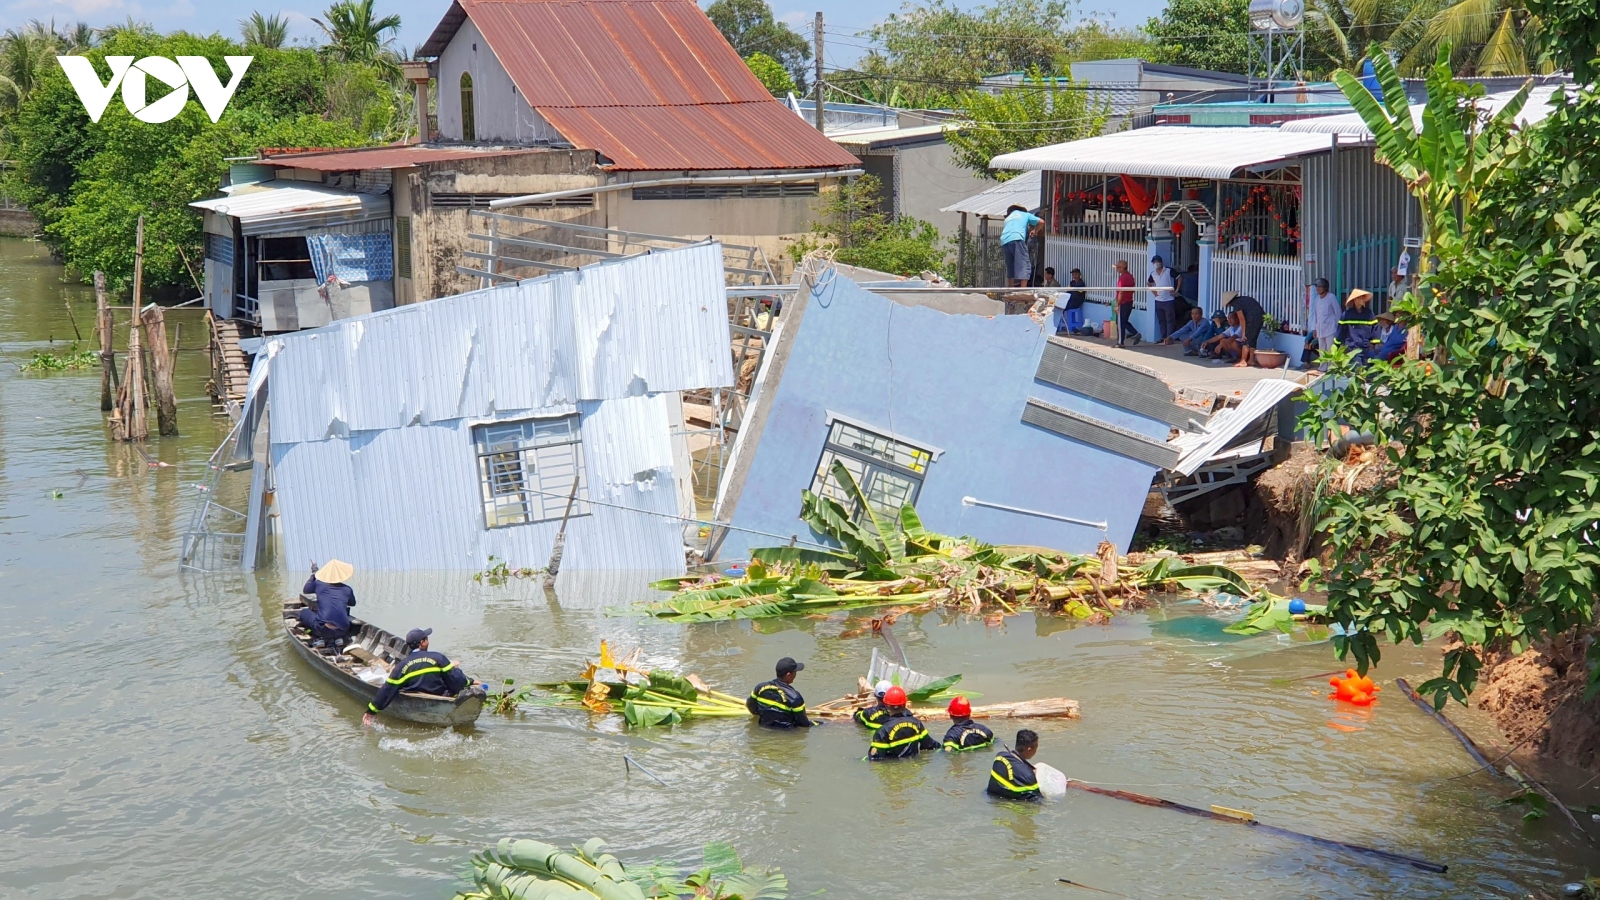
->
242, 243, 733, 572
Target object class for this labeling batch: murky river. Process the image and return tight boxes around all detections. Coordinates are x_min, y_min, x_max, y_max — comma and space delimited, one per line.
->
2, 237, 1595, 898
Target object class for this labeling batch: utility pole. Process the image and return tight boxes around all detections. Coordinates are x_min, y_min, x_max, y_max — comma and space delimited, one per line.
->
813, 12, 824, 132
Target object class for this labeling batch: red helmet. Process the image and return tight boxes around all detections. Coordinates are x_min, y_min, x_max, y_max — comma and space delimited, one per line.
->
947, 696, 971, 717
884, 686, 908, 707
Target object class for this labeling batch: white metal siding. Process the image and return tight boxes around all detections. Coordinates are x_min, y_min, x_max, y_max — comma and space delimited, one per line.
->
436, 18, 561, 144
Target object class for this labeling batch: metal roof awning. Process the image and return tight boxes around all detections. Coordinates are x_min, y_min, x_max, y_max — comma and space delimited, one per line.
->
1279, 85, 1563, 140
261, 144, 548, 172
941, 170, 1041, 217
990, 126, 1337, 179
190, 183, 391, 236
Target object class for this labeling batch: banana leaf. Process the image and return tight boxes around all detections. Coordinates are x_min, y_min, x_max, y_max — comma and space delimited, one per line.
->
623, 701, 682, 728
799, 489, 886, 567
907, 674, 962, 702
749, 546, 857, 570
1223, 597, 1330, 635
645, 671, 699, 703
1142, 559, 1252, 595
830, 460, 907, 562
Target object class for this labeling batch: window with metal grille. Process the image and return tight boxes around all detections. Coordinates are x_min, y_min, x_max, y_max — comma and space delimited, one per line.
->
205, 233, 233, 266
429, 193, 594, 209
631, 182, 820, 201
394, 217, 413, 279
810, 419, 933, 518
474, 416, 589, 529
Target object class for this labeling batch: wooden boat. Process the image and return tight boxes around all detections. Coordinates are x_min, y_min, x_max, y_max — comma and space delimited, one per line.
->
282, 597, 486, 726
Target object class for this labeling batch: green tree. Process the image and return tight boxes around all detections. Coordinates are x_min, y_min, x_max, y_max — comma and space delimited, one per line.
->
743, 52, 795, 95
4, 32, 366, 291
313, 0, 402, 66
789, 175, 949, 277
947, 69, 1108, 179
1143, 0, 1251, 75
1403, 0, 1552, 76
1303, 43, 1600, 707
1306, 0, 1431, 75
704, 0, 811, 91
844, 0, 1073, 108
0, 20, 93, 113
1068, 21, 1154, 61
242, 12, 291, 49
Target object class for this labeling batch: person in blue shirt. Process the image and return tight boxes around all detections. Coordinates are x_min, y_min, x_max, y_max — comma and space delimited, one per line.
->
1373, 310, 1407, 362
298, 559, 356, 643
1170, 306, 1218, 357
363, 628, 479, 725
1000, 204, 1043, 287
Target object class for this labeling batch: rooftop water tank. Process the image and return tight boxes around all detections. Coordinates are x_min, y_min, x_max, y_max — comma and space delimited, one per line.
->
1248, 0, 1303, 29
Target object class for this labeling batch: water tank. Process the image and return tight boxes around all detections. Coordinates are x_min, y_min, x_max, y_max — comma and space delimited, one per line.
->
1248, 0, 1303, 29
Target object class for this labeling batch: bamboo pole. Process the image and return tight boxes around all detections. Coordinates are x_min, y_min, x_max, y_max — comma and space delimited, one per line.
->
96, 271, 114, 411
115, 313, 147, 441
141, 304, 179, 436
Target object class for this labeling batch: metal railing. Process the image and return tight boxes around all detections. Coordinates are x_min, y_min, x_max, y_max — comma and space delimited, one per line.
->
1210, 248, 1306, 330
459, 210, 778, 289
1044, 236, 1152, 310
234, 293, 260, 327
179, 421, 251, 572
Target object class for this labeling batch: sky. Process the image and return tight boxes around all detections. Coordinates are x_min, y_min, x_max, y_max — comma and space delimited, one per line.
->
2, 0, 1171, 66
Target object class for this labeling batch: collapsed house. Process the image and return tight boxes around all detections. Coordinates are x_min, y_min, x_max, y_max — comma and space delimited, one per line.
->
228, 243, 732, 572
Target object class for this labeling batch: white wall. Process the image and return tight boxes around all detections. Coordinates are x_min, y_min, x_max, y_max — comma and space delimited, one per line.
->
435, 18, 563, 144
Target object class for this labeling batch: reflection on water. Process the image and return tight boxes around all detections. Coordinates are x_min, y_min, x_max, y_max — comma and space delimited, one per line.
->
2, 237, 1596, 899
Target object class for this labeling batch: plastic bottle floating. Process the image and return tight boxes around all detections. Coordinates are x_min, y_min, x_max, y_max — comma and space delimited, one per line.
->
1329, 669, 1380, 706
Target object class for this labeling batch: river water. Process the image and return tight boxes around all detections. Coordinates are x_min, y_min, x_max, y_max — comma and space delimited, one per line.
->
1, 236, 1595, 898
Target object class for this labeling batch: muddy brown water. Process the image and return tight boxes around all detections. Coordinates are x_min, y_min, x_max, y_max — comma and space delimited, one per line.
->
2, 237, 1596, 898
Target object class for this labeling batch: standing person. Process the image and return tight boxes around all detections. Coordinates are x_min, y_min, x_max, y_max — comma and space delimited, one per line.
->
1001, 204, 1043, 288
1308, 277, 1341, 361
940, 696, 994, 752
363, 628, 482, 725
854, 680, 896, 730
298, 559, 356, 644
987, 729, 1042, 801
1149, 256, 1178, 343
1337, 289, 1381, 361
1062, 268, 1088, 335
1114, 260, 1140, 346
867, 686, 939, 760
746, 657, 814, 728
1226, 292, 1264, 368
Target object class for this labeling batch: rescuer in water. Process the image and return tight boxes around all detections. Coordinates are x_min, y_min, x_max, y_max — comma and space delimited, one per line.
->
854, 679, 896, 730
746, 657, 815, 728
867, 686, 939, 760
940, 696, 995, 752
987, 729, 1042, 800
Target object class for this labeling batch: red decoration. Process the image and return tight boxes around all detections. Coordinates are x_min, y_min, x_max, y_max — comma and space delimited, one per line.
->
1171, 220, 1185, 235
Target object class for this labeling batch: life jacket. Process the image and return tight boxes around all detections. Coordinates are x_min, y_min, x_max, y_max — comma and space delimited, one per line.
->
987, 750, 1041, 800
869, 712, 937, 760
942, 719, 995, 752
745, 679, 811, 728
854, 702, 893, 730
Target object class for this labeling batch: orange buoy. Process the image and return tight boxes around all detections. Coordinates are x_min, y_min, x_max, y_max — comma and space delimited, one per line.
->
1329, 668, 1381, 706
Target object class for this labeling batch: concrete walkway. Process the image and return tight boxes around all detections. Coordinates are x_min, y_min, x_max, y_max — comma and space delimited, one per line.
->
1059, 334, 1316, 401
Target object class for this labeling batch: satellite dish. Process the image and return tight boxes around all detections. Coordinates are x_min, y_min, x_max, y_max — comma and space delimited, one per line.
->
1248, 0, 1303, 29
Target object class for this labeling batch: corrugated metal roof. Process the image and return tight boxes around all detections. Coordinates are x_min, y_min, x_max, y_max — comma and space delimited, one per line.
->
829, 123, 953, 148
990, 126, 1336, 179
1279, 85, 1562, 140
267, 242, 734, 445
421, 0, 860, 171
190, 183, 390, 236
941, 170, 1040, 217
260, 144, 549, 172
1169, 377, 1307, 475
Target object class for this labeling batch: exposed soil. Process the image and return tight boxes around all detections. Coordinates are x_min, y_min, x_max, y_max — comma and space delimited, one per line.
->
1475, 632, 1600, 774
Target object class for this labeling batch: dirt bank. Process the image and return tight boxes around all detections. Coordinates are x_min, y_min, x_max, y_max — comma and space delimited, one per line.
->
1475, 632, 1600, 774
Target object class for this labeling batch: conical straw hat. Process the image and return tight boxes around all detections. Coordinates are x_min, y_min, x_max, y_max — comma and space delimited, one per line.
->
318, 559, 354, 584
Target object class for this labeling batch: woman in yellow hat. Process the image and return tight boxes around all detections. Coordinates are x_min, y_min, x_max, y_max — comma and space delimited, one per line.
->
298, 559, 356, 644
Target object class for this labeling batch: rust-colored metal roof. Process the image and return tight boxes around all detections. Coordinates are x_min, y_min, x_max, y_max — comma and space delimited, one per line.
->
421, 0, 860, 171
261, 144, 548, 171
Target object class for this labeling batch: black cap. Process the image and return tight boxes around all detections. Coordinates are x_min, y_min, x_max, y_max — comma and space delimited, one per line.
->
405, 627, 433, 646
775, 657, 804, 676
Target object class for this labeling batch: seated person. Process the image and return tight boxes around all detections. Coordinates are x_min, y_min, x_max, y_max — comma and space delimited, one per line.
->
1170, 307, 1218, 357
363, 628, 478, 724
1338, 289, 1382, 360
1202, 312, 1244, 362
1374, 311, 1407, 362
298, 559, 356, 643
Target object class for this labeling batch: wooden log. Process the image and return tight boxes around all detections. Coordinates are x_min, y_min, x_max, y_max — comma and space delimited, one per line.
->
115, 314, 147, 442
95, 271, 114, 411
140, 304, 179, 436
810, 693, 1080, 720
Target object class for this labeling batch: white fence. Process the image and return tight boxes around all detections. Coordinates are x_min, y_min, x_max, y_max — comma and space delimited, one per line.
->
1211, 249, 1307, 331
1044, 236, 1151, 309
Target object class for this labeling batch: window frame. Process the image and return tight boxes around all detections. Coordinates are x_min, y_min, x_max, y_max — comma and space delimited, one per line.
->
460, 72, 476, 142
809, 417, 937, 520
472, 415, 590, 530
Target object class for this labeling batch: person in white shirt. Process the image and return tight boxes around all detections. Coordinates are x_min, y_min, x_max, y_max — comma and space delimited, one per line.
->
1309, 277, 1342, 360
1148, 255, 1178, 343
